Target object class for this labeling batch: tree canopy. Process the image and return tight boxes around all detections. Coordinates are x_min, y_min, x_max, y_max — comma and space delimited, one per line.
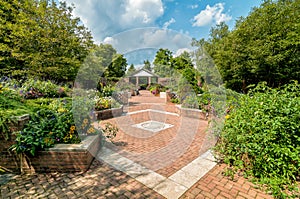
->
153, 48, 173, 77
126, 64, 136, 76
143, 60, 152, 71
153, 48, 203, 94
0, 0, 94, 83
76, 44, 127, 88
194, 0, 300, 92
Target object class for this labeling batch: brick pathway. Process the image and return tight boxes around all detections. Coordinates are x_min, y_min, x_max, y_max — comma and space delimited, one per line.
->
180, 164, 274, 199
0, 160, 164, 199
0, 90, 276, 198
99, 108, 210, 177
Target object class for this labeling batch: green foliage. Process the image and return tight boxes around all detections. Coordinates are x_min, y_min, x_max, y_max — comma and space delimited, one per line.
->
0, 0, 93, 83
126, 64, 136, 76
0, 111, 15, 141
105, 54, 127, 82
11, 99, 82, 156
17, 78, 68, 99
214, 82, 300, 198
153, 49, 204, 95
182, 95, 199, 109
170, 98, 180, 104
0, 83, 29, 140
94, 97, 120, 111
153, 48, 174, 77
77, 44, 127, 88
148, 83, 167, 95
143, 60, 152, 71
198, 0, 300, 91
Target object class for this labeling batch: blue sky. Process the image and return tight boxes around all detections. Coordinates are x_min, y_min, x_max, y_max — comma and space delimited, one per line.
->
62, 0, 262, 66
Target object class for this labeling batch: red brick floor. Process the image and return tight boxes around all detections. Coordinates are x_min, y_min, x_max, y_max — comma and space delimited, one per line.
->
0, 90, 290, 198
180, 164, 276, 199
99, 90, 212, 177
0, 160, 165, 199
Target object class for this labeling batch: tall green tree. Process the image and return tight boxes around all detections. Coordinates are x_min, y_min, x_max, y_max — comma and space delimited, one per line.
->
126, 64, 136, 76
77, 44, 127, 87
153, 48, 203, 94
0, 0, 94, 83
105, 54, 127, 82
198, 0, 300, 92
153, 48, 173, 77
143, 60, 151, 71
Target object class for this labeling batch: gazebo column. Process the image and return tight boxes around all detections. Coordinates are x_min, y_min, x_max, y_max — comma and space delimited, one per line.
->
136, 76, 139, 87
148, 77, 151, 85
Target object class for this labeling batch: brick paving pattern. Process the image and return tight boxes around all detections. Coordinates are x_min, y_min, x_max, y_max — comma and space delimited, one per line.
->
180, 164, 275, 199
100, 109, 209, 177
0, 90, 280, 198
0, 160, 164, 199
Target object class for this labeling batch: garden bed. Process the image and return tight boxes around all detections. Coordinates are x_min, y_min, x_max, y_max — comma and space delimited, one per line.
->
20, 134, 101, 173
94, 105, 123, 120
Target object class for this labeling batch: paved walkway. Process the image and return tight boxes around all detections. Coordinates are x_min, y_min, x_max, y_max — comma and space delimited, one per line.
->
0, 90, 275, 198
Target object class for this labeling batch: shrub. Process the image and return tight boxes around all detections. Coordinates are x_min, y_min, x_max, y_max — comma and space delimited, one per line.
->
99, 85, 115, 97
182, 95, 199, 109
11, 99, 82, 156
214, 82, 300, 198
170, 98, 180, 104
94, 97, 120, 111
0, 83, 30, 140
5, 78, 69, 99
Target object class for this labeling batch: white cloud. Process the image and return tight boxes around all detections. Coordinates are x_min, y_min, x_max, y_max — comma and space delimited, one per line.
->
192, 3, 232, 27
100, 28, 195, 56
163, 18, 176, 29
188, 4, 199, 9
174, 48, 192, 57
122, 0, 163, 24
62, 0, 164, 43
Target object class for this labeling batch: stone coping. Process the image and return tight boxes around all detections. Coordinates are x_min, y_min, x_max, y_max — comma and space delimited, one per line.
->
45, 134, 100, 152
175, 105, 207, 120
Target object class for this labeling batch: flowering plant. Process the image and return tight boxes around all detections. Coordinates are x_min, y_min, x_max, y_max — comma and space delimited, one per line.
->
94, 97, 120, 111
11, 99, 81, 156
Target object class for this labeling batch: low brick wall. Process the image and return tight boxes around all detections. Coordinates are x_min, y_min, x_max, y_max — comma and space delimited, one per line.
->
175, 105, 207, 120
1, 134, 101, 174
0, 115, 30, 173
94, 106, 123, 120
22, 134, 101, 173
0, 150, 20, 173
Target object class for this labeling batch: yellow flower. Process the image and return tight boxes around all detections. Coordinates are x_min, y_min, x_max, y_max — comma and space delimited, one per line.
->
87, 127, 96, 134
81, 124, 86, 129
57, 108, 66, 113
225, 115, 230, 120
83, 119, 88, 124
70, 126, 76, 131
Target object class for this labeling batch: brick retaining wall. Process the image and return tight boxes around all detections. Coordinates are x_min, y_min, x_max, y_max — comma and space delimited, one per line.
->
1, 135, 101, 174
94, 106, 123, 120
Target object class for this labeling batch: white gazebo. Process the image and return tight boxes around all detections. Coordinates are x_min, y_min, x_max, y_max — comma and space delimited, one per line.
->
129, 69, 159, 87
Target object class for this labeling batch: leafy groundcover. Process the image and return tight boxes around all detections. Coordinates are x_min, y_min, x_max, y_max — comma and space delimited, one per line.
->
214, 82, 300, 198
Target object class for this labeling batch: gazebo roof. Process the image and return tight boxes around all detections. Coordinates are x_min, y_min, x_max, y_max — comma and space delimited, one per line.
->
129, 68, 159, 77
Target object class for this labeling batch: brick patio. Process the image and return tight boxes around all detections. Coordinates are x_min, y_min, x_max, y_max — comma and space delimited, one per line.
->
0, 90, 276, 198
